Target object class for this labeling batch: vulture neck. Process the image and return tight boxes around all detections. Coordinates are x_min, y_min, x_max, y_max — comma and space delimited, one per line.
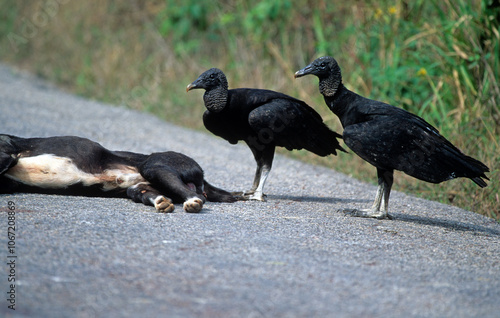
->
319, 71, 349, 123
318, 69, 342, 98
203, 83, 228, 113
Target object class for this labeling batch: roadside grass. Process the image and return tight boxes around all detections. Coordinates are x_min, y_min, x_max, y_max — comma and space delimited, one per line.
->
0, 0, 498, 219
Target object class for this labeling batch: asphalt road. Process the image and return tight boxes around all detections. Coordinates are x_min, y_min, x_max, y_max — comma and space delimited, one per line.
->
1, 64, 499, 318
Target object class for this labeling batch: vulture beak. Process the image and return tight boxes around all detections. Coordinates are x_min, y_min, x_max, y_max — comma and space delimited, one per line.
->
186, 83, 197, 92
294, 64, 313, 78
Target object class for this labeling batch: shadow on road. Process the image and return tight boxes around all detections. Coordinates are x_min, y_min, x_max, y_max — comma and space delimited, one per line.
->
268, 194, 370, 205
393, 213, 500, 236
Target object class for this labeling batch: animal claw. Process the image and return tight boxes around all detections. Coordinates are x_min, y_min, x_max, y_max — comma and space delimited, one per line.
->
342, 209, 392, 220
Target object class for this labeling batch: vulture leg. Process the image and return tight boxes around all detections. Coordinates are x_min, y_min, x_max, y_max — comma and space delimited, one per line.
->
249, 162, 271, 201
248, 162, 263, 195
240, 144, 275, 201
347, 169, 394, 219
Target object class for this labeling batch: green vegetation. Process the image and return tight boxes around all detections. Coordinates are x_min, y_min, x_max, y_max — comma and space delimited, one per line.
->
0, 0, 498, 219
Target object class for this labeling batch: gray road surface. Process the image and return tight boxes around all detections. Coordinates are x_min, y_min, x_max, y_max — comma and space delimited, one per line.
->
0, 64, 499, 318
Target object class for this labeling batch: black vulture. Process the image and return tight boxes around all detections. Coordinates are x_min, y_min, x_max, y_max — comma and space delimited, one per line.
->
187, 68, 345, 201
295, 56, 489, 219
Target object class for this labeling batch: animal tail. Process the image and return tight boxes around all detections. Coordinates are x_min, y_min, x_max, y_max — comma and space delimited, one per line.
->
453, 152, 490, 188
472, 176, 488, 188
466, 156, 490, 188
307, 127, 347, 157
203, 180, 238, 202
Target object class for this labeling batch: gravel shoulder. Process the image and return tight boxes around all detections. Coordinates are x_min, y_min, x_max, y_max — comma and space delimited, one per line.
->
1, 64, 499, 318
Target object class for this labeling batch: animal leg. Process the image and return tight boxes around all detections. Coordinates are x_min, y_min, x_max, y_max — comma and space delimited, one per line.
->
247, 163, 270, 201
345, 169, 394, 219
139, 153, 207, 212
0, 153, 18, 175
232, 164, 261, 198
248, 163, 263, 194
379, 170, 393, 214
127, 182, 175, 213
242, 145, 275, 201
144, 171, 206, 213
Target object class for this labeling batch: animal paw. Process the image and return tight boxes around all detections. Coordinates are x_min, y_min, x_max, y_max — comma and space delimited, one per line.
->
154, 196, 175, 213
183, 197, 204, 213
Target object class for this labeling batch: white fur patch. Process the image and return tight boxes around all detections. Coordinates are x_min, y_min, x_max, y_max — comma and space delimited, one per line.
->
101, 168, 144, 190
6, 154, 96, 188
5, 154, 145, 190
150, 195, 163, 206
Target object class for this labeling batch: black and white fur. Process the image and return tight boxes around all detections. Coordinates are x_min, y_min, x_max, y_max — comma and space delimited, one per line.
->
0, 135, 237, 213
